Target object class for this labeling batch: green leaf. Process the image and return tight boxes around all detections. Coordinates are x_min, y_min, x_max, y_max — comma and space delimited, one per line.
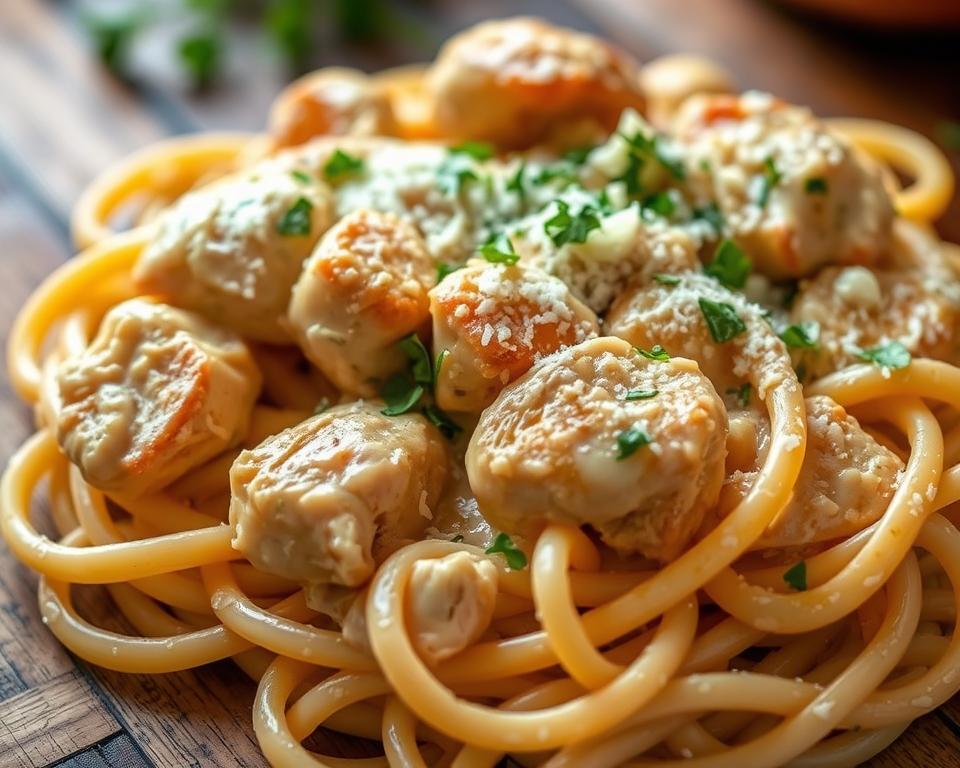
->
291, 169, 312, 184
642, 191, 676, 218
544, 201, 600, 247
266, 0, 313, 70
636, 344, 670, 361
323, 149, 365, 182
276, 197, 313, 236
532, 164, 578, 187
783, 561, 807, 591
563, 145, 595, 164
437, 156, 480, 196
451, 534, 464, 543
433, 349, 448, 390
450, 141, 494, 161
486, 532, 527, 570
380, 374, 424, 416
704, 239, 751, 290
692, 203, 724, 234
699, 298, 747, 343
726, 383, 751, 408
423, 403, 462, 440
653, 137, 686, 180
398, 334, 432, 386
653, 274, 681, 286
83, 12, 142, 76
436, 262, 463, 283
479, 234, 519, 265
178, 31, 221, 90
756, 156, 782, 209
624, 389, 658, 401
779, 322, 820, 350
616, 426, 652, 460
506, 161, 526, 202
856, 341, 911, 370
804, 177, 828, 195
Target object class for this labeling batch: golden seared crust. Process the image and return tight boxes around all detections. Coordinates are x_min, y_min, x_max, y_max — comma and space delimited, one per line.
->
674, 92, 895, 280
56, 299, 261, 498
134, 167, 335, 343
605, 271, 796, 400
790, 264, 960, 378
229, 402, 448, 590
430, 260, 599, 412
270, 67, 397, 148
407, 552, 498, 665
288, 209, 436, 396
466, 336, 728, 561
427, 17, 644, 147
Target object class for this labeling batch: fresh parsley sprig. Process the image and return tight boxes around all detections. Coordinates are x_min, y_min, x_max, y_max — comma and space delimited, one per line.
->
544, 201, 601, 247
616, 426, 652, 460
699, 298, 747, 343
486, 533, 527, 570
704, 239, 751, 290
856, 341, 911, 370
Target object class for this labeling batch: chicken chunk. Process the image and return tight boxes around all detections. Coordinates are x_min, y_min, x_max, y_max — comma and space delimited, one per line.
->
427, 17, 645, 148
56, 299, 261, 497
711, 397, 903, 548
269, 67, 397, 148
288, 209, 436, 396
605, 271, 796, 400
674, 92, 894, 279
466, 336, 728, 561
134, 168, 334, 343
229, 403, 448, 594
430, 259, 599, 412
790, 264, 960, 378
406, 552, 498, 665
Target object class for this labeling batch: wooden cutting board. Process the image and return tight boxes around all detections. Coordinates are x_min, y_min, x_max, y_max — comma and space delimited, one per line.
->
1, 0, 959, 765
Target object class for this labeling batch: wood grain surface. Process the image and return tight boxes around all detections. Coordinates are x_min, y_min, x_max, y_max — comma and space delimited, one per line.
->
1, 1, 959, 766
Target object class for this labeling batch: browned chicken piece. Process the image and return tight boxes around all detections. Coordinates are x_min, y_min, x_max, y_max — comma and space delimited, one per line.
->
229, 403, 448, 601
427, 17, 645, 148
430, 259, 599, 412
57, 299, 261, 498
288, 209, 436, 396
466, 336, 727, 561
134, 167, 334, 343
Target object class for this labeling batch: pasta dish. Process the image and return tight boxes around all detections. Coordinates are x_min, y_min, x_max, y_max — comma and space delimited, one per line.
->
4, 17, 960, 768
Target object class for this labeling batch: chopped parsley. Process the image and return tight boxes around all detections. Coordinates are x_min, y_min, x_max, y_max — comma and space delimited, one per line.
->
380, 374, 424, 416
479, 234, 520, 265
616, 426, 652, 460
451, 534, 464, 543
323, 149, 365, 182
804, 177, 828, 195
423, 403, 461, 439
692, 202, 724, 235
436, 262, 463, 283
398, 333, 432, 387
642, 191, 676, 218
855, 341, 911, 370
636, 344, 670, 361
699, 298, 747, 343
532, 164, 578, 187
506, 161, 526, 202
486, 532, 527, 570
726, 383, 752, 408
290, 169, 312, 184
449, 141, 494, 161
756, 156, 782, 209
704, 239, 751, 290
563, 145, 595, 164
276, 197, 313, 236
544, 201, 600, 247
625, 388, 658, 401
779, 322, 820, 350
783, 561, 807, 591
653, 274, 681, 286
178, 32, 221, 90
437, 156, 480, 196
620, 131, 686, 180
433, 349, 448, 390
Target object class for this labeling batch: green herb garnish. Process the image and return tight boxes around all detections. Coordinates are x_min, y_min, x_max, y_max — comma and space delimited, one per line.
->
653, 274, 681, 286
563, 145, 595, 164
726, 383, 752, 408
704, 239, 751, 290
636, 344, 670, 361
783, 561, 807, 591
479, 234, 520, 265
380, 374, 424, 416
423, 403, 462, 439
451, 534, 464, 543
178, 32, 221, 90
625, 389, 658, 401
436, 262, 463, 283
399, 333, 432, 386
276, 197, 313, 236
642, 191, 676, 218
699, 298, 747, 343
616, 426, 652, 460
692, 203, 724, 234
291, 169, 312, 184
779, 322, 820, 350
323, 149, 365, 182
757, 156, 782, 209
804, 177, 828, 195
486, 533, 527, 570
506, 162, 526, 202
544, 201, 600, 247
450, 141, 494, 161
433, 349, 448, 390
855, 341, 911, 370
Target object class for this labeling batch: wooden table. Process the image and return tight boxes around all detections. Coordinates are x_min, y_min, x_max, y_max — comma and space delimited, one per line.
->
1, 1, 959, 765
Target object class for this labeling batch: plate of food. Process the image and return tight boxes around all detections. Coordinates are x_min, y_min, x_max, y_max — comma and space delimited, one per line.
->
3, 15, 959, 768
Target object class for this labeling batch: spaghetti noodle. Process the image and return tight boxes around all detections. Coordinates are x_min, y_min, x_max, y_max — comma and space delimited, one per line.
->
3, 16, 960, 768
